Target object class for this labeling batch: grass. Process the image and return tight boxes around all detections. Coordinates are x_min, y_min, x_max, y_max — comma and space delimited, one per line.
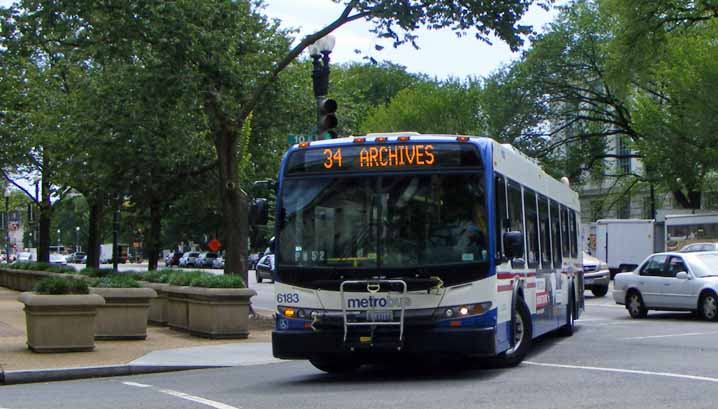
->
34, 277, 90, 295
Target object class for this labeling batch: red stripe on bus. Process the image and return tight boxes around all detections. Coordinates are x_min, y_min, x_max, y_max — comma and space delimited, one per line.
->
497, 272, 537, 280
526, 282, 536, 288
497, 284, 513, 292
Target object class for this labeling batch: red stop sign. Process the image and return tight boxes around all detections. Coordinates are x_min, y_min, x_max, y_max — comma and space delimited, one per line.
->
207, 239, 221, 252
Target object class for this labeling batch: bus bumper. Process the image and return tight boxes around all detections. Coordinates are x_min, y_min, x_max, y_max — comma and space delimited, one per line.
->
272, 327, 496, 359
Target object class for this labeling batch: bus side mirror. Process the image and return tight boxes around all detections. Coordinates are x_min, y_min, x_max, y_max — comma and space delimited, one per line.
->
503, 231, 524, 259
249, 198, 269, 226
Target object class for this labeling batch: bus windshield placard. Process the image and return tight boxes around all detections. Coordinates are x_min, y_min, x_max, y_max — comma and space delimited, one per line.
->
286, 143, 481, 174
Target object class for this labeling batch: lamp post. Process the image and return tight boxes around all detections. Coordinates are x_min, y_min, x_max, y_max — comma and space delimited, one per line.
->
308, 35, 336, 139
75, 226, 80, 252
4, 188, 9, 262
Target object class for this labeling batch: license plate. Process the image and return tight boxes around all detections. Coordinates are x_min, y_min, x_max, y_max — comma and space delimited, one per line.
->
366, 310, 393, 322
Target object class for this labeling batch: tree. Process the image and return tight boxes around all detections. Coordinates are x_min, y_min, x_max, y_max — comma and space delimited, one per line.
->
7, 0, 550, 284
360, 80, 484, 134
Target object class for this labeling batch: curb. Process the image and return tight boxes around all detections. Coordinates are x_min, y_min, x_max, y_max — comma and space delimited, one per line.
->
1, 364, 227, 386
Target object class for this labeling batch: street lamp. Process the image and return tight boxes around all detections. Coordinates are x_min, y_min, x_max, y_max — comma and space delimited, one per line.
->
309, 35, 337, 139
4, 188, 9, 263
75, 226, 80, 252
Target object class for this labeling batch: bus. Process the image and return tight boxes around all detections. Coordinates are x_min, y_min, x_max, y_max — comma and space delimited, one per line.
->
665, 213, 718, 251
267, 133, 583, 373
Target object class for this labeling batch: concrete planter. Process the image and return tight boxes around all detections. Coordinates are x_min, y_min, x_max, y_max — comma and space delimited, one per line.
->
89, 287, 157, 340
18, 292, 106, 352
184, 287, 257, 339
0, 268, 55, 292
138, 281, 169, 325
165, 286, 191, 331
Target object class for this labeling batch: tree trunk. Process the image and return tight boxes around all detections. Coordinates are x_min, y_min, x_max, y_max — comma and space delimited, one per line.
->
147, 200, 161, 271
37, 170, 52, 263
85, 200, 103, 269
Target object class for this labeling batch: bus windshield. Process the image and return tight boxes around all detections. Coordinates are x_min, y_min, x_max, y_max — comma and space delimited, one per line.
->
277, 172, 489, 276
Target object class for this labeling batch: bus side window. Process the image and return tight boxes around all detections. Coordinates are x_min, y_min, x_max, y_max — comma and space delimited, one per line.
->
507, 180, 525, 260
560, 205, 570, 258
524, 188, 539, 269
538, 195, 551, 269
550, 200, 562, 269
495, 174, 507, 259
569, 210, 578, 258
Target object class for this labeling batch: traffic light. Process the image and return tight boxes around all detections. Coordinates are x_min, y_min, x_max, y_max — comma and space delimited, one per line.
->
318, 98, 337, 139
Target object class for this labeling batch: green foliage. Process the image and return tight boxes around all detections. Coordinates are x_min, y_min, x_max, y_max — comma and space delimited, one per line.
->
142, 269, 175, 283
90, 275, 140, 288
34, 277, 89, 295
361, 80, 484, 135
168, 271, 208, 286
10, 262, 75, 274
189, 274, 246, 288
79, 268, 114, 277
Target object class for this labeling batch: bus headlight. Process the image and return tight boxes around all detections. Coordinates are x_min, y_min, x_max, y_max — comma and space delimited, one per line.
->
278, 306, 315, 320
434, 302, 492, 321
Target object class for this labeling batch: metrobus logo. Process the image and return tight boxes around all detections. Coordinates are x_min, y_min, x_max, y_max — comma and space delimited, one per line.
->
346, 295, 412, 309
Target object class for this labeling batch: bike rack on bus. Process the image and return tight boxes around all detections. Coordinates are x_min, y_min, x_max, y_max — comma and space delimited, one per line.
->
339, 279, 408, 347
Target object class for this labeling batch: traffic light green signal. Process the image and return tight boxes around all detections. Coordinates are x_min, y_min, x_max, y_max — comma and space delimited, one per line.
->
319, 98, 337, 138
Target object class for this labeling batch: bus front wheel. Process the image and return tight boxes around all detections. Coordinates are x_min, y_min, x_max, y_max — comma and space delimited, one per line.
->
485, 297, 532, 368
309, 357, 361, 374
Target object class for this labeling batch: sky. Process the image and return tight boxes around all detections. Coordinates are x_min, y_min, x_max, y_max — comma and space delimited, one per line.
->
263, 0, 562, 79
0, 0, 562, 79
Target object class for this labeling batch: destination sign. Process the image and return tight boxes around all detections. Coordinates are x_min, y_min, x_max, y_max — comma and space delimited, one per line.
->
285, 143, 481, 174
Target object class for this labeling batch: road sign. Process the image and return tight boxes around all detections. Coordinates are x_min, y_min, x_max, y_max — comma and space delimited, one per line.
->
287, 134, 314, 145
207, 239, 221, 252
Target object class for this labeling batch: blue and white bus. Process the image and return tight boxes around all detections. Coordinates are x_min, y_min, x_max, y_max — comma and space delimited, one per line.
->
269, 133, 583, 372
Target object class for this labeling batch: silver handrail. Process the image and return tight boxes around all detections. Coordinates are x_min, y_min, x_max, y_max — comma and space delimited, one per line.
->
339, 279, 408, 344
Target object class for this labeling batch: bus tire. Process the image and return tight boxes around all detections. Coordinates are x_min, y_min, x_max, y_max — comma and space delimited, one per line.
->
558, 287, 575, 337
255, 271, 262, 283
309, 357, 361, 374
486, 297, 532, 368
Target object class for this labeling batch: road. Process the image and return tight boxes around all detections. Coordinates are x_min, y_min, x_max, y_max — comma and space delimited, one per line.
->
4, 289, 718, 408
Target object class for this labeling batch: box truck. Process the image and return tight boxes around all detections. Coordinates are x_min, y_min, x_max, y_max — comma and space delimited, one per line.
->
595, 219, 656, 278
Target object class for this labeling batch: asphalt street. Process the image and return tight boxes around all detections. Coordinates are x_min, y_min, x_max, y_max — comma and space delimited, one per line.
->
4, 289, 718, 409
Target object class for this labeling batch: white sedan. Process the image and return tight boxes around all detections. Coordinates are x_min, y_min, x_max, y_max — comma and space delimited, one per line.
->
613, 251, 718, 320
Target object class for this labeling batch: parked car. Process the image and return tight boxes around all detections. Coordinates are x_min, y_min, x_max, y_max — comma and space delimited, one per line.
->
179, 251, 201, 267
255, 254, 274, 283
613, 251, 718, 320
213, 256, 224, 269
583, 252, 610, 297
165, 251, 182, 266
66, 252, 86, 263
680, 242, 718, 253
49, 253, 67, 265
15, 252, 33, 263
197, 252, 219, 268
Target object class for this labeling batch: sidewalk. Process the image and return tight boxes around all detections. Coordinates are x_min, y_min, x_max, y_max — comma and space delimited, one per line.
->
0, 287, 279, 384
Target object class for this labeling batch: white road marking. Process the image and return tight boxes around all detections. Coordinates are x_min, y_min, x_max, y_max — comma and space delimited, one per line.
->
157, 389, 241, 409
121, 381, 152, 388
624, 331, 718, 340
122, 381, 240, 409
524, 361, 718, 383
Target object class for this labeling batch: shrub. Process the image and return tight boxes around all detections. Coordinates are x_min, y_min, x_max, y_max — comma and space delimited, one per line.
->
79, 267, 114, 277
10, 262, 75, 274
142, 269, 173, 283
168, 271, 207, 286
34, 277, 89, 295
90, 275, 140, 288
190, 274, 246, 288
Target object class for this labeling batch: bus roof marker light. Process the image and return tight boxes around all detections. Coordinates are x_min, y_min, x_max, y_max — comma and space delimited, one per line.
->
298, 142, 310, 149
397, 136, 411, 142
375, 136, 387, 143
456, 136, 470, 142
353, 137, 366, 143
